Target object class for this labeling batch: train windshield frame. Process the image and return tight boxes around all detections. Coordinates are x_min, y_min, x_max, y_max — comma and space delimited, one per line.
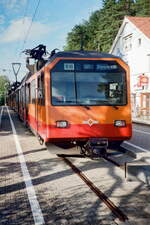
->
51, 60, 127, 106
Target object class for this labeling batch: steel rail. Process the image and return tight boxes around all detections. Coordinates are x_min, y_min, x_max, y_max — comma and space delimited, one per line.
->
103, 156, 127, 178
103, 155, 123, 167
59, 155, 128, 222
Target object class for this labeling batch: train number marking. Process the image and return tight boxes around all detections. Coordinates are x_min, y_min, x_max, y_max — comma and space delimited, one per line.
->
64, 63, 74, 70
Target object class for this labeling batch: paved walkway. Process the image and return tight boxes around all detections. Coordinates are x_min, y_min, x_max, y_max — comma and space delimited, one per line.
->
0, 106, 150, 225
132, 117, 150, 125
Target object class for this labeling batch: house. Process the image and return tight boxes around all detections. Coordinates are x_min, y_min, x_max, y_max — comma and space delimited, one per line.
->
110, 16, 150, 119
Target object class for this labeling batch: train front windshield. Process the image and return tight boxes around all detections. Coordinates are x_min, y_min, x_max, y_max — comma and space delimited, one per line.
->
51, 60, 127, 106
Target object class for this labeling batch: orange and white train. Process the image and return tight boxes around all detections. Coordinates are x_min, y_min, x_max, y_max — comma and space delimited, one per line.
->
8, 50, 132, 156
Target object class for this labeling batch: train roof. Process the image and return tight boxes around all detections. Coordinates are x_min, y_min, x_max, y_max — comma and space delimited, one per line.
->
47, 50, 119, 64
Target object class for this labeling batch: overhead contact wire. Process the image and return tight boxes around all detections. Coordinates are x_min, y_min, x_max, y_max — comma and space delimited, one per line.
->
21, 0, 41, 51
23, 0, 30, 24
16, 0, 30, 60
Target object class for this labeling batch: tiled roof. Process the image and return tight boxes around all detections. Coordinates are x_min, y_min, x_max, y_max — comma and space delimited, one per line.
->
126, 16, 150, 39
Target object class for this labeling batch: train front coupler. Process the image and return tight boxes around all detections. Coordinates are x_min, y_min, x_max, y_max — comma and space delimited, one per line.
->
80, 138, 108, 159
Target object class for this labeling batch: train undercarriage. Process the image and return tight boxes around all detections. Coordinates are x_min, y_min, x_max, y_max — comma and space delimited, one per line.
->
44, 138, 124, 159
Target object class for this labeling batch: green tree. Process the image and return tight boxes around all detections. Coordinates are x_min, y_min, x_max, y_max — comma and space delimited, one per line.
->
0, 76, 10, 105
85, 10, 102, 51
64, 22, 90, 51
135, 0, 150, 16
64, 0, 148, 53
96, 0, 135, 52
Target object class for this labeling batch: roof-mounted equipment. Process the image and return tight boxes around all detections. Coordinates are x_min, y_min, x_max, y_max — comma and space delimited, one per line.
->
23, 44, 49, 73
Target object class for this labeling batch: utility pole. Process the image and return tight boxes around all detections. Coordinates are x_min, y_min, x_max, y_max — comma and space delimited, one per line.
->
12, 63, 21, 83
79, 31, 84, 51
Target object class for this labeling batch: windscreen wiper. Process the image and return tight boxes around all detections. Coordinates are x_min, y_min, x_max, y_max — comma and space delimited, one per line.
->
76, 101, 91, 110
64, 100, 90, 109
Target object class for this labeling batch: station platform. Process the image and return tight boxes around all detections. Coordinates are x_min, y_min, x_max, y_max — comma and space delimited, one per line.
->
0, 106, 150, 225
132, 118, 150, 125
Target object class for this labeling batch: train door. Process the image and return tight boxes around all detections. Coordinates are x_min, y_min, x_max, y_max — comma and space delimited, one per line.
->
36, 72, 45, 136
23, 85, 26, 121
25, 83, 30, 123
16, 89, 19, 113
20, 86, 24, 120
21, 85, 26, 120
30, 79, 36, 130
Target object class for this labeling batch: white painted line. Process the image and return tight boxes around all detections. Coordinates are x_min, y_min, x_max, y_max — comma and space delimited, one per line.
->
133, 129, 150, 135
0, 106, 4, 126
6, 106, 45, 225
124, 141, 149, 153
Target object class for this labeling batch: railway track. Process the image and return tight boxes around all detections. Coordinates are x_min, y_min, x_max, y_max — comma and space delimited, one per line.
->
58, 154, 128, 222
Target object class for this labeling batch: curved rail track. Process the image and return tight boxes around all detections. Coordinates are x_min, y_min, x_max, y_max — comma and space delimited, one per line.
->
58, 155, 128, 222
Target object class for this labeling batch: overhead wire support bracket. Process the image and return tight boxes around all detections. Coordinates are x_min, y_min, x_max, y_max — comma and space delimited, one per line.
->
12, 63, 21, 83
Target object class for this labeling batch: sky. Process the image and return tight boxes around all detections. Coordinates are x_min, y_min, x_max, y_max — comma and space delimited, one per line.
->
0, 0, 102, 82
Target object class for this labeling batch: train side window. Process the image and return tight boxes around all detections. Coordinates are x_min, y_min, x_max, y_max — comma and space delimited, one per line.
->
31, 79, 36, 104
38, 72, 45, 105
21, 87, 24, 108
26, 84, 30, 105
22, 86, 25, 108
29, 83, 31, 103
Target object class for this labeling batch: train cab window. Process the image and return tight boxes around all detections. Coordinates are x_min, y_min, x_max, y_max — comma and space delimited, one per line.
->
51, 60, 127, 106
52, 72, 76, 105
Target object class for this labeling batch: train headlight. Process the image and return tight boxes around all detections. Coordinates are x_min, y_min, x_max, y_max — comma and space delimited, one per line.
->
56, 120, 68, 128
114, 120, 126, 127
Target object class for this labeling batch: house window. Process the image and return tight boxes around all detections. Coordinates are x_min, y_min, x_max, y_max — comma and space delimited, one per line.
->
123, 34, 132, 51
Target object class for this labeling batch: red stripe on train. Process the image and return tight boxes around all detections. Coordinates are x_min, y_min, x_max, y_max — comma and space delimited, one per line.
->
47, 124, 132, 139
28, 114, 132, 141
